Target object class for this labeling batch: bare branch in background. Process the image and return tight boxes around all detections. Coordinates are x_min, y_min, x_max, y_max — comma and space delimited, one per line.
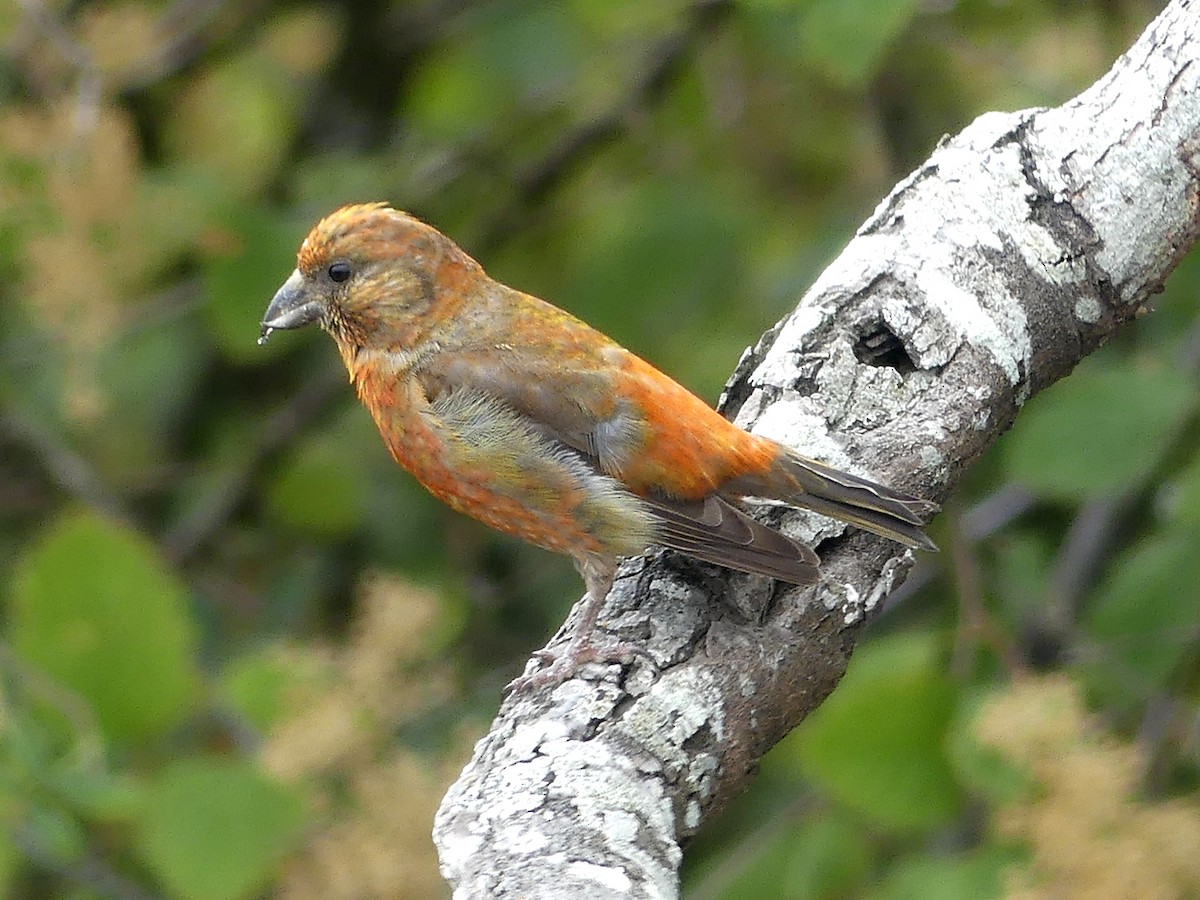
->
162, 359, 345, 561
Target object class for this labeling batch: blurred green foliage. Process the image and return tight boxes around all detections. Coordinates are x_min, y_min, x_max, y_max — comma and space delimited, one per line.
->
11, 511, 198, 740
787, 632, 962, 833
1, 0, 1197, 898
136, 758, 306, 900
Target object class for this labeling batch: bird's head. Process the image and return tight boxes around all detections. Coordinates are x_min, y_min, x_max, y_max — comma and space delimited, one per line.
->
260, 203, 483, 351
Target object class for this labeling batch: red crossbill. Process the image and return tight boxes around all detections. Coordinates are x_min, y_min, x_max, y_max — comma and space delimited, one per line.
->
261, 203, 936, 681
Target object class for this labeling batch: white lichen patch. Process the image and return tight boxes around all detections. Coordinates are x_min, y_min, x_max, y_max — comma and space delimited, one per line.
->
496, 758, 554, 814
751, 400, 874, 478
822, 592, 860, 625
805, 234, 896, 304
842, 582, 864, 625
565, 860, 632, 893
1075, 296, 1102, 323
820, 555, 911, 625
819, 580, 851, 613
843, 583, 861, 607
436, 813, 484, 873
751, 400, 831, 449
508, 718, 569, 763
525, 734, 677, 894
885, 300, 958, 369
508, 825, 551, 855
616, 666, 725, 799
914, 264, 1030, 389
920, 420, 948, 444
549, 679, 623, 737
1068, 123, 1192, 297
748, 304, 832, 395
969, 384, 992, 400
863, 556, 908, 614
819, 344, 915, 429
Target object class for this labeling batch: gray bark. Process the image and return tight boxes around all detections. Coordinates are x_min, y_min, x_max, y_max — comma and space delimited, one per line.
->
434, 2, 1200, 896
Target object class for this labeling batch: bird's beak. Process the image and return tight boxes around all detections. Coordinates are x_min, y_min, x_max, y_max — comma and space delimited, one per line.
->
259, 269, 323, 345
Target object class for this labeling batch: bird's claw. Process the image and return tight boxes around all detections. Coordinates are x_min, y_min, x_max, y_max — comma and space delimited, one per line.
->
504, 637, 656, 696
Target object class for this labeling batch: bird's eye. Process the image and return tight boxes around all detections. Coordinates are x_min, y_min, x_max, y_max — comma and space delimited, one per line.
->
328, 262, 352, 283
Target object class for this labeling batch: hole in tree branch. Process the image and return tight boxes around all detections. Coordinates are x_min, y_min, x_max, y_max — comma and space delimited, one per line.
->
853, 319, 916, 373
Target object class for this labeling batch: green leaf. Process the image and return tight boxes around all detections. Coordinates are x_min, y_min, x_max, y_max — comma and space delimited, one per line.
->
47, 765, 144, 822
133, 168, 219, 277
1170, 452, 1200, 528
0, 831, 18, 898
867, 849, 1010, 900
8, 511, 199, 741
698, 811, 872, 900
563, 180, 744, 351
3, 708, 56, 777
24, 801, 87, 863
786, 631, 962, 833
763, 814, 873, 900
406, 7, 584, 140
683, 795, 875, 900
405, 48, 510, 140
97, 316, 207, 442
799, 0, 924, 87
162, 56, 296, 198
136, 758, 306, 900
474, 7, 585, 106
1079, 530, 1200, 706
1005, 356, 1195, 502
220, 649, 293, 731
265, 410, 375, 537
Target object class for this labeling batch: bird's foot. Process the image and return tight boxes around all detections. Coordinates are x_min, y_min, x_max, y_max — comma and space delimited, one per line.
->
504, 635, 655, 696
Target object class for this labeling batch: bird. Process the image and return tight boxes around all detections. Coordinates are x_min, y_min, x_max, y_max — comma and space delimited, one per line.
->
260, 203, 937, 685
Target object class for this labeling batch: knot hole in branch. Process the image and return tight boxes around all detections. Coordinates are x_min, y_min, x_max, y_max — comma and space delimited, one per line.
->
852, 319, 916, 373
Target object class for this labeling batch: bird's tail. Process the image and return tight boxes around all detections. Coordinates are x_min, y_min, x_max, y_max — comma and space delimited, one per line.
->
732, 450, 939, 551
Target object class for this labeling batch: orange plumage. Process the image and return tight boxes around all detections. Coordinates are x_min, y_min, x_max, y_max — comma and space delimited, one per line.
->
261, 203, 936, 679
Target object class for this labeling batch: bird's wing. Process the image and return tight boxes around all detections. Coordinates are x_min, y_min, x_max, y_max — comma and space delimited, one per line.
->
416, 358, 820, 583
643, 493, 819, 585
395, 384, 658, 560
415, 342, 649, 473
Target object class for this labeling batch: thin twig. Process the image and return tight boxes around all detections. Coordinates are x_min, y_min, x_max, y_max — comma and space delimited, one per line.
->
0, 412, 134, 527
472, 0, 734, 255
121, 0, 229, 89
1044, 493, 1126, 623
16, 0, 102, 144
1039, 310, 1200, 642
0, 643, 159, 900
13, 825, 163, 900
947, 505, 1026, 678
879, 484, 1039, 613
686, 794, 815, 900
161, 361, 346, 561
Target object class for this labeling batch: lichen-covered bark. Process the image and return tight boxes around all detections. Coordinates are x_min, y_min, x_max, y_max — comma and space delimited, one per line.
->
434, 3, 1200, 897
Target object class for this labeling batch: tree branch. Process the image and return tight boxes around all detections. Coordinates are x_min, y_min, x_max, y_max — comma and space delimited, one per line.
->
433, 2, 1200, 896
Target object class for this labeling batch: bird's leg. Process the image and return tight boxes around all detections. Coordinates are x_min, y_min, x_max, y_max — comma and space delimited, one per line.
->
569, 556, 616, 644
505, 556, 655, 695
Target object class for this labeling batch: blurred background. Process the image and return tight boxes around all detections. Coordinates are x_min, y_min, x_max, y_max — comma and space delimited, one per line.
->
2, 0, 1198, 897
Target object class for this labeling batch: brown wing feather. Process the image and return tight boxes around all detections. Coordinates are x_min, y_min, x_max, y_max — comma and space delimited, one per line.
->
725, 450, 939, 551
643, 494, 819, 585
